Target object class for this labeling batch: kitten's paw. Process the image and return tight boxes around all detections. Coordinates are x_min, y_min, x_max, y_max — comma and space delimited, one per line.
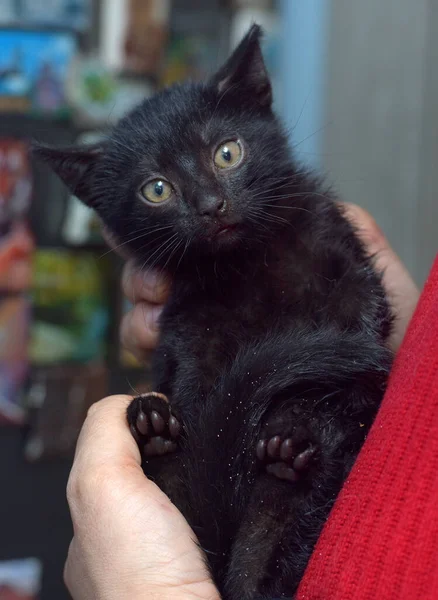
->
127, 392, 181, 457
256, 431, 318, 483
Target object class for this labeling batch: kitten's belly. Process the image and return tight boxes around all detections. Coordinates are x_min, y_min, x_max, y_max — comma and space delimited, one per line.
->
165, 253, 388, 404
170, 302, 293, 397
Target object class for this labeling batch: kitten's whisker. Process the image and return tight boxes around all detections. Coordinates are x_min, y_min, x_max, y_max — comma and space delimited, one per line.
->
200, 546, 218, 556
136, 233, 178, 272
251, 182, 300, 199
292, 89, 312, 134
98, 225, 174, 258
146, 233, 179, 266
155, 239, 182, 278
125, 376, 140, 396
258, 203, 318, 219
146, 233, 180, 272
249, 169, 314, 194
205, 81, 240, 133
161, 238, 183, 273
256, 190, 332, 207
246, 214, 272, 233
134, 235, 180, 302
176, 236, 192, 272
247, 207, 320, 259
248, 168, 311, 188
293, 121, 332, 149
252, 195, 308, 207
249, 210, 291, 227
251, 177, 307, 199
132, 233, 178, 302
263, 204, 314, 213
141, 229, 179, 249
133, 232, 181, 278
105, 135, 139, 158
246, 173, 290, 193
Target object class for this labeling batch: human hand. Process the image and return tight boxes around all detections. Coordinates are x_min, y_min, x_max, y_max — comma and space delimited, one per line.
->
342, 204, 419, 352
64, 394, 220, 600
119, 204, 419, 357
120, 262, 170, 363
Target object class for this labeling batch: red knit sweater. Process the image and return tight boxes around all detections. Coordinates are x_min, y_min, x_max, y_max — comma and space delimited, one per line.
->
297, 254, 438, 599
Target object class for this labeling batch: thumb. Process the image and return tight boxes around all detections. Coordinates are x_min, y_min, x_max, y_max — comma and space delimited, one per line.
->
73, 394, 141, 472
342, 203, 420, 352
67, 395, 167, 517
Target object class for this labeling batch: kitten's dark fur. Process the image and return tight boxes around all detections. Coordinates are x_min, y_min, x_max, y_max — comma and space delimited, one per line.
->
34, 26, 392, 599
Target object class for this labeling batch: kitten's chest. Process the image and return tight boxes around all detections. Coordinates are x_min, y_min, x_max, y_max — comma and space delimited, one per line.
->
171, 257, 304, 356
163, 238, 362, 396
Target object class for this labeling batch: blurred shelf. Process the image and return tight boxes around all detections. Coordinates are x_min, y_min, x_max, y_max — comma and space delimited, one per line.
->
0, 113, 75, 135
34, 242, 108, 252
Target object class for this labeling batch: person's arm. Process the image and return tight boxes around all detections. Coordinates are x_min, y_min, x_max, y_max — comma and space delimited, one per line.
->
297, 252, 438, 599
341, 204, 419, 352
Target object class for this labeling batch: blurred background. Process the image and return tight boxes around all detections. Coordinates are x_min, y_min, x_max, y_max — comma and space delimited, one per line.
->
0, 0, 436, 598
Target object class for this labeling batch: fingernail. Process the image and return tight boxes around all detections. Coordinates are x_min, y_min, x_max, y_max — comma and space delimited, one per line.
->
144, 271, 170, 298
150, 305, 163, 331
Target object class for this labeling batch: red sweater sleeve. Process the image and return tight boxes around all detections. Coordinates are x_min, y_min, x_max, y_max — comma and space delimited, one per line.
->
297, 254, 438, 600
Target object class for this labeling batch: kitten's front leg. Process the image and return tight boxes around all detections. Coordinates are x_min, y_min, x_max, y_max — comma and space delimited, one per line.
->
127, 392, 182, 458
127, 391, 189, 511
127, 335, 182, 459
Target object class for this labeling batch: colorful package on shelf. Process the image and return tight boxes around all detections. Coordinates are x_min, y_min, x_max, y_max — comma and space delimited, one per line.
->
0, 296, 30, 425
0, 30, 76, 117
62, 131, 107, 244
0, 0, 15, 25
29, 250, 110, 365
229, 4, 281, 108
70, 59, 119, 125
62, 194, 102, 246
0, 139, 34, 293
0, 296, 30, 363
70, 59, 154, 126
0, 0, 90, 30
160, 34, 217, 87
0, 558, 42, 600
21, 0, 91, 32
0, 362, 28, 425
123, 0, 170, 76
24, 363, 107, 461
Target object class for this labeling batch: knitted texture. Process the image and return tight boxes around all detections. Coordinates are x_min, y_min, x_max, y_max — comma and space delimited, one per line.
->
297, 254, 438, 600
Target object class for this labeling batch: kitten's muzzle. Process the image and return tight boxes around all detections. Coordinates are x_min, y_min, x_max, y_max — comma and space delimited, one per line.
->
204, 220, 241, 244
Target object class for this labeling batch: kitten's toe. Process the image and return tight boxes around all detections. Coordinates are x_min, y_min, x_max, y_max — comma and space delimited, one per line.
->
256, 434, 318, 483
293, 446, 317, 471
267, 435, 281, 458
144, 436, 177, 457
266, 461, 299, 482
127, 392, 181, 458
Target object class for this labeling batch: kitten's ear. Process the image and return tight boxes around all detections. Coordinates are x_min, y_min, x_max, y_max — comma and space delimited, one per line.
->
32, 143, 103, 207
210, 24, 272, 107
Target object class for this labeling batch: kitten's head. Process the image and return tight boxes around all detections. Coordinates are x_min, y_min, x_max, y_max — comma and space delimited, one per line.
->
34, 25, 293, 269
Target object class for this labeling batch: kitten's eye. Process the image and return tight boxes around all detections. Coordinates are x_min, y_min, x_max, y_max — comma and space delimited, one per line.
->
140, 179, 173, 203
214, 140, 242, 169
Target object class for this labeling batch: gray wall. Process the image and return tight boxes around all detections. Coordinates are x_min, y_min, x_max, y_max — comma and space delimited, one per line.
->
323, 0, 436, 284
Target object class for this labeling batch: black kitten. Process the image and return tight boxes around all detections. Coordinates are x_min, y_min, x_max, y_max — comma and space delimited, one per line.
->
34, 25, 392, 599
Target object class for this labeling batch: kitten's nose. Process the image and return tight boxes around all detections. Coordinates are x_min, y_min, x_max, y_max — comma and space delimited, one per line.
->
198, 195, 225, 217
